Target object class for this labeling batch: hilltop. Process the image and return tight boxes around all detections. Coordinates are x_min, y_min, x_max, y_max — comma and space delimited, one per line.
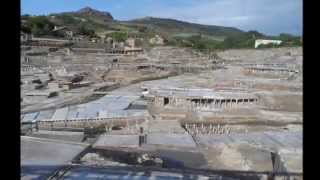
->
52, 7, 114, 24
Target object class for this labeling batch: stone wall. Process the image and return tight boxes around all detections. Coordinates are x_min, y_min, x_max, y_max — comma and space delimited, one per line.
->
37, 117, 146, 129
153, 96, 258, 111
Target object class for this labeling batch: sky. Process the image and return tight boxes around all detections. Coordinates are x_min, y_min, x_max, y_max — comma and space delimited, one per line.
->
21, 0, 303, 36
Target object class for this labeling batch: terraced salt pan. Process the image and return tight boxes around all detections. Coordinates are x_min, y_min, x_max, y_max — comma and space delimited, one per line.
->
22, 95, 147, 122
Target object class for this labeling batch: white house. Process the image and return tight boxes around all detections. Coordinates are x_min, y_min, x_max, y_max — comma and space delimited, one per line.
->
149, 35, 165, 45
255, 39, 282, 48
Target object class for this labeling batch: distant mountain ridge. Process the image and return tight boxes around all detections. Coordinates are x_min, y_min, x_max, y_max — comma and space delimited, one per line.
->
47, 7, 244, 38
125, 16, 244, 37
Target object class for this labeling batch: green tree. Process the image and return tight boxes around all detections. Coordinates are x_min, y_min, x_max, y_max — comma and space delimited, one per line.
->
78, 25, 96, 37
109, 32, 128, 42
21, 25, 31, 33
277, 33, 302, 47
26, 16, 55, 35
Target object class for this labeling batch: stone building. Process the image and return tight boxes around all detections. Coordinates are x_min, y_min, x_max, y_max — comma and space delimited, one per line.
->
52, 26, 74, 39
112, 42, 125, 49
108, 40, 143, 55
149, 35, 165, 45
126, 38, 135, 48
21, 31, 32, 42
105, 37, 113, 44
244, 66, 298, 74
149, 88, 258, 111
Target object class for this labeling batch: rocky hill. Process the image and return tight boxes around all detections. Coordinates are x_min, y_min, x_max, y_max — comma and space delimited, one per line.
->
72, 7, 113, 22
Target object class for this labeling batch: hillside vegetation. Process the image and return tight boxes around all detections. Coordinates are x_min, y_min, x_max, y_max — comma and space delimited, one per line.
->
126, 17, 244, 38
169, 31, 302, 51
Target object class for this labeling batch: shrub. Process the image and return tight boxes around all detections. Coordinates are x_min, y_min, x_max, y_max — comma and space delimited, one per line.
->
25, 16, 55, 36
109, 32, 128, 42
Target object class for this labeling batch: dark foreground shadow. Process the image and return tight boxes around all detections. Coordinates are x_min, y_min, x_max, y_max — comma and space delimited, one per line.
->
21, 165, 66, 180
21, 164, 302, 180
